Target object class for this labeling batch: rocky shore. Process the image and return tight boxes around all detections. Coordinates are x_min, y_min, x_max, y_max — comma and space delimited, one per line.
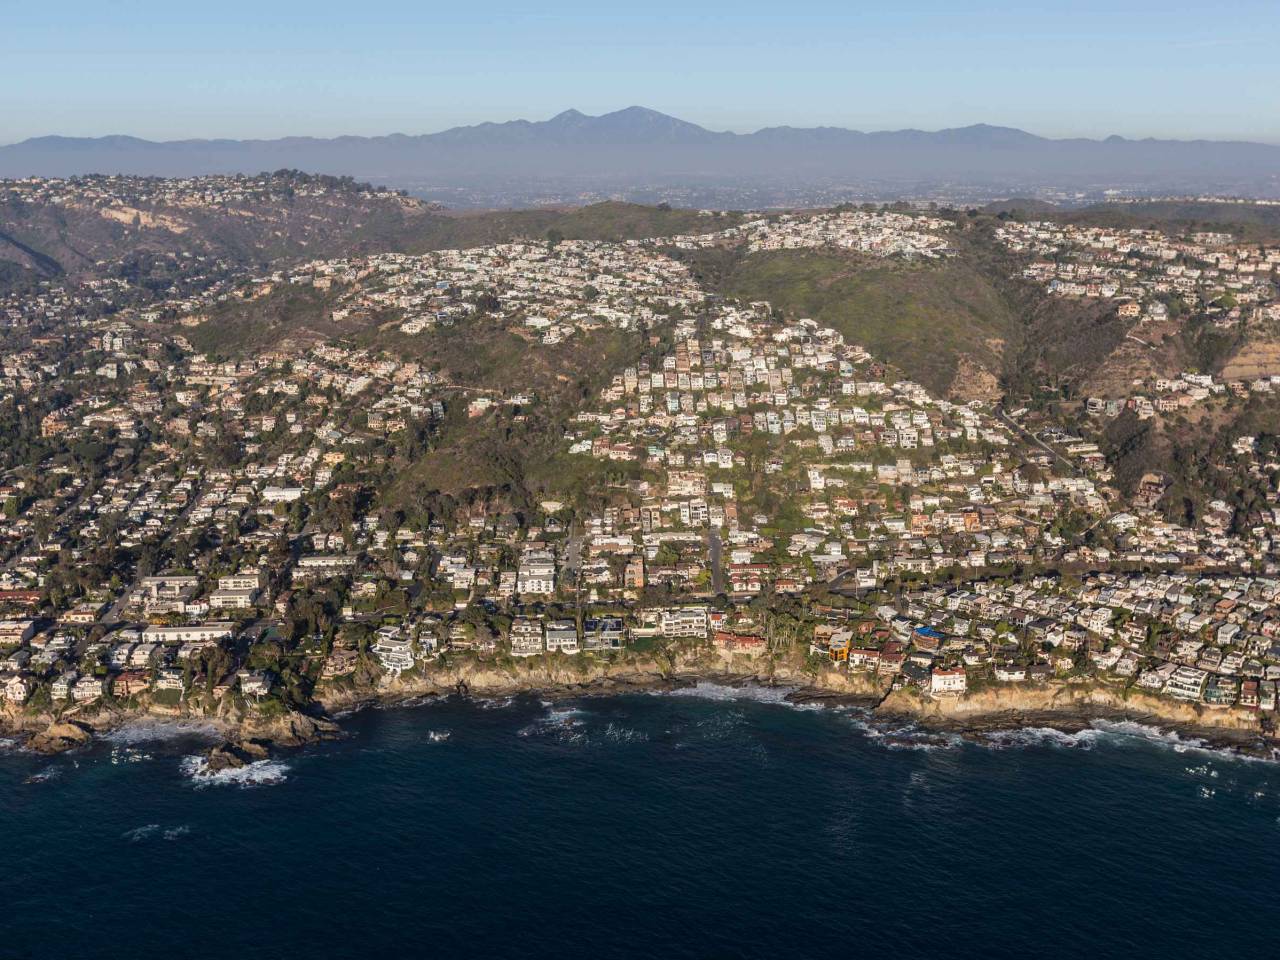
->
3, 656, 1275, 763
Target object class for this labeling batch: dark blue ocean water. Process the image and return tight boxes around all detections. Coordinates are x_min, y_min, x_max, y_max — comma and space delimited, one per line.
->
3, 683, 1279, 960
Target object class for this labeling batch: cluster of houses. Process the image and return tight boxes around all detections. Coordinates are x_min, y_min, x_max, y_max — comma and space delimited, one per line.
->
559, 295, 1120, 598
663, 209, 953, 259
997, 219, 1279, 323
229, 238, 700, 347
4, 193, 1280, 722
808, 570, 1280, 710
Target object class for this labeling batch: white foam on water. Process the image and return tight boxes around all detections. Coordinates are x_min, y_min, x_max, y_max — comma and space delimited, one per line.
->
655, 681, 794, 704
1184, 763, 1219, 779
782, 700, 828, 713
839, 710, 963, 752
601, 722, 648, 744
547, 705, 584, 719
105, 721, 222, 746
123, 824, 160, 842
517, 702, 589, 744
427, 730, 451, 742
1086, 719, 1276, 764
25, 765, 62, 783
163, 825, 191, 841
109, 746, 154, 765
983, 727, 1100, 750
977, 718, 1277, 765
179, 755, 290, 788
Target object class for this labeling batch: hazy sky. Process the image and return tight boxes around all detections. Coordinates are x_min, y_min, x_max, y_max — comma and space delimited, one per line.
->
5, 0, 1279, 144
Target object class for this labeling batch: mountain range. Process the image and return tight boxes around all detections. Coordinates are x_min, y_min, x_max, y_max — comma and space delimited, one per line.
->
3, 106, 1279, 199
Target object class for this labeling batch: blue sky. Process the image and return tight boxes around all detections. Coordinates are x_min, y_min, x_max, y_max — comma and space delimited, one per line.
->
4, 0, 1278, 143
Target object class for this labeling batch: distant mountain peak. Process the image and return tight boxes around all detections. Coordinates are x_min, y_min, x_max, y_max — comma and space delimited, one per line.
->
2, 109, 1277, 193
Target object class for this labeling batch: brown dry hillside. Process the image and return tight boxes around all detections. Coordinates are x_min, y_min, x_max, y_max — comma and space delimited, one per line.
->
1, 176, 738, 287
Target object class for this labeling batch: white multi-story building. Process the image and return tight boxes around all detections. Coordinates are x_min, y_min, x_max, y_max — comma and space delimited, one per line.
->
509, 618, 545, 658
517, 549, 557, 596
372, 629, 415, 674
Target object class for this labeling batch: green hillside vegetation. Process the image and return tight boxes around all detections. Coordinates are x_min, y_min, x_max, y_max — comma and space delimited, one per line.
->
1067, 201, 1280, 243
403, 202, 739, 253
1103, 396, 1280, 529
0, 258, 45, 296
955, 222, 1129, 400
187, 286, 344, 357
706, 242, 1019, 397
376, 321, 670, 512
682, 219, 1127, 402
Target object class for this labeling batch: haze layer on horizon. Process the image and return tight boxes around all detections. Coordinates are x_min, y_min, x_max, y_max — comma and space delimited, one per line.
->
4, 0, 1279, 145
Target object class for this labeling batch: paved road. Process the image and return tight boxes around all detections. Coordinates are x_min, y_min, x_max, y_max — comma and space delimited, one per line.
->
707, 528, 724, 595
995, 406, 1079, 477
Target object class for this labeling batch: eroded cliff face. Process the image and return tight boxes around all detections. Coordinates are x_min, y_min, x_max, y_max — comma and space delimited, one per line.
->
316, 652, 891, 710
875, 681, 1262, 733
5, 657, 1267, 754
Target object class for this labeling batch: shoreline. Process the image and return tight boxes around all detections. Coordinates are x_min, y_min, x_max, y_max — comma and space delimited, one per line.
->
4, 663, 1277, 763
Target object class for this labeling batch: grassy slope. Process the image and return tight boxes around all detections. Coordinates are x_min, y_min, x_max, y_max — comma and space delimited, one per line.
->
186, 286, 341, 357
714, 245, 1019, 397
371, 321, 657, 506
405, 203, 737, 252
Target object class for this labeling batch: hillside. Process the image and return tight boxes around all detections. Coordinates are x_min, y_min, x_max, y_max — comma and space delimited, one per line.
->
0, 174, 736, 287
1068, 200, 1280, 242
374, 322, 661, 507
689, 221, 1113, 401
712, 248, 1015, 398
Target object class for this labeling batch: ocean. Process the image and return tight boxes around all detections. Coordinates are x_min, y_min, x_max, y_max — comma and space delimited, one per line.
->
2, 684, 1278, 959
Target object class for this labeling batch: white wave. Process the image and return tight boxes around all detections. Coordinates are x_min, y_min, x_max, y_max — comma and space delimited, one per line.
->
517, 703, 589, 744
983, 727, 1099, 750
601, 722, 648, 744
1183, 763, 1219, 779
400, 694, 441, 709
782, 700, 828, 713
105, 721, 222, 746
1087, 718, 1209, 750
547, 705, 585, 720
477, 696, 516, 710
179, 755, 290, 788
123, 824, 160, 842
657, 681, 794, 704
1085, 719, 1272, 763
841, 712, 963, 751
163, 825, 191, 841
24, 765, 62, 783
427, 729, 451, 742
977, 718, 1276, 764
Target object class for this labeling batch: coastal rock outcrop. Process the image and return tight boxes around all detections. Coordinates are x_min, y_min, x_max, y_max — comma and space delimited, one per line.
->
28, 720, 94, 754
873, 681, 1263, 736
245, 711, 343, 747
205, 739, 272, 772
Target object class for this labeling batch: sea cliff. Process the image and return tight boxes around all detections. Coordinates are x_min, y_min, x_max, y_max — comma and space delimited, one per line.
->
3, 656, 1272, 758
